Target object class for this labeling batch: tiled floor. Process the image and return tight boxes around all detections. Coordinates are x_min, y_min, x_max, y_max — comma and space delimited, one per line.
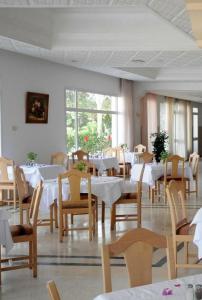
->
0, 165, 202, 300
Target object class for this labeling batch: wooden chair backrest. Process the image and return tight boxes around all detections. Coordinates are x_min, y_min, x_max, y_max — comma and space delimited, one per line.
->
139, 152, 154, 163
72, 150, 89, 163
164, 155, 184, 180
47, 281, 61, 300
134, 144, 146, 153
15, 166, 29, 203
102, 228, 175, 292
135, 163, 145, 195
58, 169, 92, 206
51, 152, 69, 169
166, 180, 187, 237
29, 181, 43, 229
72, 160, 96, 176
189, 152, 199, 176
0, 156, 14, 181
115, 147, 125, 164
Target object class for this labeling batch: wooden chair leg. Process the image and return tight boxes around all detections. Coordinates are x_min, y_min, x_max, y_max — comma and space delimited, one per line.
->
0, 246, 2, 285
89, 211, 93, 241
59, 212, 63, 243
64, 214, 68, 236
196, 178, 198, 198
26, 208, 30, 224
137, 201, 141, 228
54, 201, 58, 228
50, 204, 54, 233
29, 241, 33, 269
71, 214, 74, 225
32, 236, 37, 278
20, 207, 23, 225
102, 201, 105, 223
184, 242, 189, 264
110, 204, 116, 230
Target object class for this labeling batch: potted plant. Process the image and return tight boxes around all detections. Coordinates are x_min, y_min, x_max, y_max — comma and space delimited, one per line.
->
26, 152, 38, 166
151, 131, 169, 163
160, 151, 169, 163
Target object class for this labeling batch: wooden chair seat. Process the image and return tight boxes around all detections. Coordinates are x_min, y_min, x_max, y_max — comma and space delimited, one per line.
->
121, 192, 138, 200
176, 219, 191, 235
22, 195, 32, 204
62, 200, 95, 209
10, 224, 33, 237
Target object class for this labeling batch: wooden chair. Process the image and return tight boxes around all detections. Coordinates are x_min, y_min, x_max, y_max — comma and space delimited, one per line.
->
166, 180, 202, 273
15, 166, 31, 225
47, 280, 61, 300
72, 149, 89, 164
51, 152, 69, 169
110, 164, 145, 230
0, 157, 17, 208
0, 181, 43, 284
58, 169, 96, 242
134, 144, 146, 153
139, 152, 154, 164
157, 155, 185, 202
101, 227, 176, 292
187, 152, 200, 197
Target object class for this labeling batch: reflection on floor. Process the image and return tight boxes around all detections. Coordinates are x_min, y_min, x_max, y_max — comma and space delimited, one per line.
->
1, 163, 202, 300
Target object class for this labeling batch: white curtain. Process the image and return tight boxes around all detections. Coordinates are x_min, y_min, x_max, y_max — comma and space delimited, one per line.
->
118, 79, 134, 151
147, 94, 158, 152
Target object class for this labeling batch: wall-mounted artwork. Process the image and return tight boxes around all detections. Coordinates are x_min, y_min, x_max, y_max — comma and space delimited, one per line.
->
26, 92, 49, 124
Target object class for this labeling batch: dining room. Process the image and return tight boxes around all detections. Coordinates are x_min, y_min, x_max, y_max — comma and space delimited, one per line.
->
1, 1, 202, 300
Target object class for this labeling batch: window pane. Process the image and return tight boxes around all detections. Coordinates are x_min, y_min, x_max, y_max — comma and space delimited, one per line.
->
66, 90, 76, 108
66, 111, 77, 152
77, 112, 112, 153
77, 92, 117, 111
193, 107, 198, 113
193, 140, 198, 153
193, 114, 198, 138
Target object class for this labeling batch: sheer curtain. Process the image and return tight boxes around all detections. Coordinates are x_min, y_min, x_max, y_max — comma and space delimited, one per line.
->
118, 79, 134, 150
173, 100, 192, 158
147, 94, 158, 152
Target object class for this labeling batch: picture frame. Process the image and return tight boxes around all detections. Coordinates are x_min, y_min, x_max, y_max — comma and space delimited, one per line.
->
26, 92, 49, 124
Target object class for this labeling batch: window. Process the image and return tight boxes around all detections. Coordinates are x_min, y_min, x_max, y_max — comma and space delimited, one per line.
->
66, 90, 119, 153
193, 107, 198, 152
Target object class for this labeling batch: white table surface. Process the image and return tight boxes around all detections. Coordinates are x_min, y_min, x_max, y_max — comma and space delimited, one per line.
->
40, 176, 124, 213
8, 164, 66, 188
94, 274, 202, 300
130, 163, 193, 187
124, 152, 142, 166
90, 157, 120, 173
191, 208, 202, 259
0, 209, 13, 254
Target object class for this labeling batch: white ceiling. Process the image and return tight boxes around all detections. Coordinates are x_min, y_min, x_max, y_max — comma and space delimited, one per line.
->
1, 0, 202, 101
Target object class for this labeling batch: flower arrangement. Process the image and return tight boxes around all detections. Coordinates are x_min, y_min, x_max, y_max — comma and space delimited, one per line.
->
74, 161, 87, 172
26, 152, 38, 166
120, 143, 128, 150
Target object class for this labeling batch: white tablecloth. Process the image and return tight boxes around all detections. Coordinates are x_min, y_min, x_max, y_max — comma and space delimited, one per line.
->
40, 176, 124, 212
0, 209, 13, 254
8, 164, 66, 188
94, 274, 202, 300
124, 152, 141, 166
130, 163, 193, 187
191, 208, 202, 259
90, 157, 120, 174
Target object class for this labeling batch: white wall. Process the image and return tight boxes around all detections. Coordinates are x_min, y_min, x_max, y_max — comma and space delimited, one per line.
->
0, 50, 120, 163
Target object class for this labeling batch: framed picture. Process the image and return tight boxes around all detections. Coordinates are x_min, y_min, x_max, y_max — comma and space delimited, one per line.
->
26, 92, 49, 124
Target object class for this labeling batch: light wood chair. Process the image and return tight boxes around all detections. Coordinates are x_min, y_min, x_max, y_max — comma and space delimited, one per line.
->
72, 149, 89, 164
0, 181, 43, 285
47, 280, 61, 300
58, 169, 96, 242
134, 144, 146, 153
51, 152, 69, 169
157, 155, 185, 202
15, 166, 32, 225
110, 164, 145, 230
166, 180, 202, 273
187, 152, 200, 197
101, 227, 176, 292
139, 152, 154, 164
0, 157, 17, 208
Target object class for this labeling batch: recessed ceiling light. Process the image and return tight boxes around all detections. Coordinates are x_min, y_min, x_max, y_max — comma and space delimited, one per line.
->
71, 60, 79, 63
131, 59, 145, 63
